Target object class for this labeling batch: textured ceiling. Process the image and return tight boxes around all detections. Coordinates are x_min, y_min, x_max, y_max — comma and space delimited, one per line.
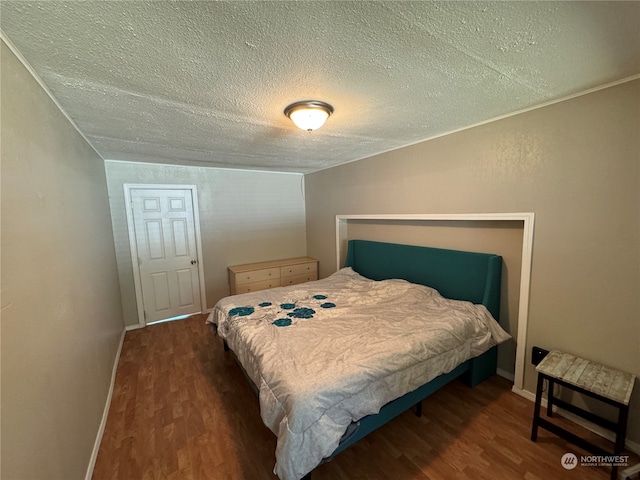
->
2, 1, 639, 174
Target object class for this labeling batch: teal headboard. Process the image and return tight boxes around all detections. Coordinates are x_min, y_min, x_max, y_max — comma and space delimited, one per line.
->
344, 240, 502, 321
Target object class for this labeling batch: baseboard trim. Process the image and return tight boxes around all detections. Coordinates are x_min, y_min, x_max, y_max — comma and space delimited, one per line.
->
85, 328, 126, 480
511, 385, 640, 456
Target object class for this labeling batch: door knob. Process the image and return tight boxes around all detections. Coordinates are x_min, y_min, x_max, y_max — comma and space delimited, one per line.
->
191, 260, 197, 265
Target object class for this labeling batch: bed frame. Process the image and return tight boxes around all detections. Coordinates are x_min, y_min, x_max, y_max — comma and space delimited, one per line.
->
223, 239, 503, 479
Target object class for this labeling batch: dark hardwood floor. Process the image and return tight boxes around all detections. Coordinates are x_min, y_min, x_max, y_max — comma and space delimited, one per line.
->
92, 314, 638, 480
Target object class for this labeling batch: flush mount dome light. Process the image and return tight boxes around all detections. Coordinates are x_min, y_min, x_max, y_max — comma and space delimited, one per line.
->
284, 100, 334, 132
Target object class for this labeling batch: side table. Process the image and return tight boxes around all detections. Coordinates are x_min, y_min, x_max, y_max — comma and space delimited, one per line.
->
531, 350, 635, 480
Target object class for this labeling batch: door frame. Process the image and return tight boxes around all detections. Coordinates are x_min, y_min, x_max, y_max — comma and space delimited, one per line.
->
124, 184, 207, 328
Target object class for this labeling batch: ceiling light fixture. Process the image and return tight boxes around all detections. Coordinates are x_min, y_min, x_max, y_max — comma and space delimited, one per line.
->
284, 100, 334, 132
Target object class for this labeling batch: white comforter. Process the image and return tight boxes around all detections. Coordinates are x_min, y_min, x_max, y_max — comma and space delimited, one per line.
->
208, 267, 510, 480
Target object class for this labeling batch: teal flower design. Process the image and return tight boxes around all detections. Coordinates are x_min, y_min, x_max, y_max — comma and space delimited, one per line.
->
273, 318, 292, 327
280, 303, 296, 310
287, 307, 316, 319
229, 306, 255, 317
259, 302, 272, 307
313, 294, 327, 300
320, 302, 336, 309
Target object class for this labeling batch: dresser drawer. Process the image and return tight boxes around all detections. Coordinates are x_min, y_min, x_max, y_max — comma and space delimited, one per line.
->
235, 267, 280, 285
228, 257, 318, 295
235, 279, 280, 294
280, 272, 318, 287
281, 262, 317, 278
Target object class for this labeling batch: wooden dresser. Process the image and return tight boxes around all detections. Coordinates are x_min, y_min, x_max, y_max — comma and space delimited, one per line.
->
228, 257, 318, 295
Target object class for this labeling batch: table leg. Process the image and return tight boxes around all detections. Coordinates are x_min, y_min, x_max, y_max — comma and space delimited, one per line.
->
531, 373, 544, 441
615, 405, 629, 453
611, 405, 630, 480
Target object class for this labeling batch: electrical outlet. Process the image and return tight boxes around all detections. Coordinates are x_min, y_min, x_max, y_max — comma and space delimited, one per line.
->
532, 346, 549, 366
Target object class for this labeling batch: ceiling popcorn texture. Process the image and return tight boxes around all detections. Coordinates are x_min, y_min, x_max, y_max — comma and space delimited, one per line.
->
1, 1, 639, 173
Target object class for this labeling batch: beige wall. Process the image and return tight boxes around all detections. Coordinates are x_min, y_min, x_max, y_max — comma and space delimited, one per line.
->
1, 42, 125, 479
305, 80, 640, 445
105, 161, 307, 327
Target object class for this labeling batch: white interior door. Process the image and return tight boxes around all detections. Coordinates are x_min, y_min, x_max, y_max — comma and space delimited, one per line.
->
130, 188, 202, 323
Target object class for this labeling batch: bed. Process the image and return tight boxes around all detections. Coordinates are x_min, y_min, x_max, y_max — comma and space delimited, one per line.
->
207, 239, 510, 480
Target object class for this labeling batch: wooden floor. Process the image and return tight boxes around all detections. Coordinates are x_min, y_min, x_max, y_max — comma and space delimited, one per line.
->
93, 314, 638, 480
